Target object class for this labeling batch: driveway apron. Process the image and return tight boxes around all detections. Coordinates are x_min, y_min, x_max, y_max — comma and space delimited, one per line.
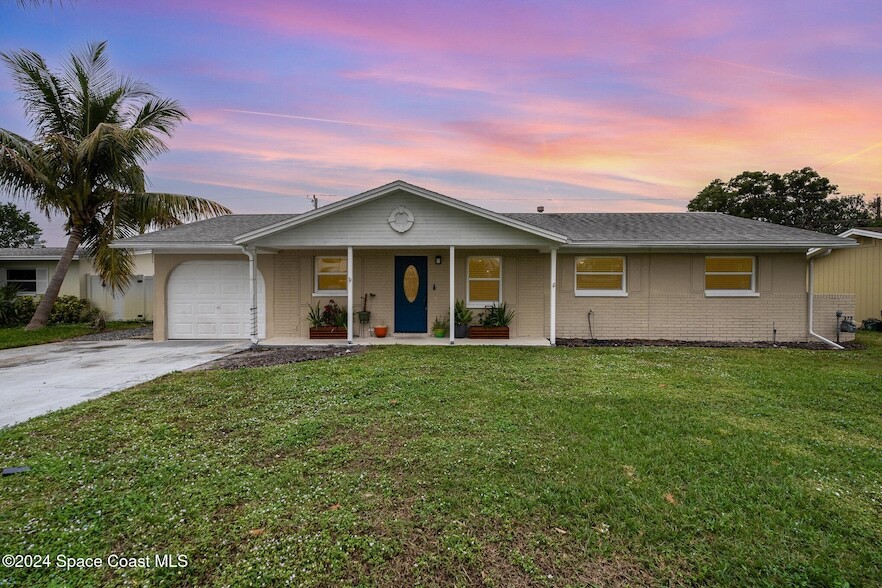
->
0, 339, 247, 428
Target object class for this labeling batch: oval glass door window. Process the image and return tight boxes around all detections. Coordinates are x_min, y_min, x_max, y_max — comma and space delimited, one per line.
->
403, 265, 419, 302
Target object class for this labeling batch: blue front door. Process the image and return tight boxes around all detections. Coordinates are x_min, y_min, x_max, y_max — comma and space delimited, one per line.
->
394, 256, 428, 333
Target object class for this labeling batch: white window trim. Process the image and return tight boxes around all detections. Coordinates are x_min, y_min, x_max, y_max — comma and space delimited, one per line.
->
4, 267, 48, 295
313, 255, 348, 297
574, 256, 628, 297
466, 256, 502, 308
704, 256, 759, 297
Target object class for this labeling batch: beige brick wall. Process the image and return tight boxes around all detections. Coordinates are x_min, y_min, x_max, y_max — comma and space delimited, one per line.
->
155, 249, 854, 344
812, 294, 856, 343
553, 252, 845, 343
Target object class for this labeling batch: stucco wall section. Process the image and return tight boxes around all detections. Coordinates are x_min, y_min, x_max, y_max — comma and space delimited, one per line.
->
0, 260, 82, 298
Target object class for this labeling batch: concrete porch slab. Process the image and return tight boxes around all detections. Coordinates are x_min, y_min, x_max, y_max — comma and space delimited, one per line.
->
258, 335, 552, 347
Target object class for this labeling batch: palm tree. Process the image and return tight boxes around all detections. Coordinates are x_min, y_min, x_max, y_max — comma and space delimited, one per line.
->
0, 41, 230, 330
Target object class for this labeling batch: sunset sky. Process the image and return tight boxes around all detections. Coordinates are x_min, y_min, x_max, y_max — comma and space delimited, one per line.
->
2, 0, 882, 245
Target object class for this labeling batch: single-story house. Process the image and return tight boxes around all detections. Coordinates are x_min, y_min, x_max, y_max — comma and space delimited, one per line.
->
0, 248, 154, 321
810, 227, 882, 322
111, 180, 857, 346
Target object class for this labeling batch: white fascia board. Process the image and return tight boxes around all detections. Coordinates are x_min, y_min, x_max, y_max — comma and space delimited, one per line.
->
565, 240, 857, 251
233, 180, 568, 244
0, 254, 80, 261
839, 228, 882, 240
107, 242, 242, 253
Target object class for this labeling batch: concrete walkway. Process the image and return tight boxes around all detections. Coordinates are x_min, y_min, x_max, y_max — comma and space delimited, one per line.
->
0, 339, 248, 428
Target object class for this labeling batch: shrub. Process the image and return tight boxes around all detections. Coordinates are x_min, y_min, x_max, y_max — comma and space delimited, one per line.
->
0, 285, 21, 326
13, 295, 37, 324
48, 295, 98, 325
479, 302, 515, 327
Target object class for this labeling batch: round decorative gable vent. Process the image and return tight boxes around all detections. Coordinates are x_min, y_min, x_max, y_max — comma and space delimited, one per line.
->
388, 206, 415, 233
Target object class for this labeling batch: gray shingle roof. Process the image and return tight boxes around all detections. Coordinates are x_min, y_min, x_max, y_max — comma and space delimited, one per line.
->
116, 214, 296, 245
0, 247, 81, 259
505, 212, 851, 247
111, 207, 853, 249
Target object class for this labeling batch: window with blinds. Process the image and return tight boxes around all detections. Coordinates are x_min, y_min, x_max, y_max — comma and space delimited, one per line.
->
314, 256, 347, 294
705, 257, 755, 294
467, 256, 501, 306
575, 256, 626, 296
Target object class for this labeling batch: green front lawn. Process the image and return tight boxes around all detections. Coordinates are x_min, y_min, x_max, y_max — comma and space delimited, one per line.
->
0, 321, 148, 350
1, 334, 880, 587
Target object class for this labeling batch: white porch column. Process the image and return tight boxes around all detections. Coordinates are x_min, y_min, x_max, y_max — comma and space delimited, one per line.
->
449, 245, 455, 345
347, 246, 354, 344
550, 248, 557, 345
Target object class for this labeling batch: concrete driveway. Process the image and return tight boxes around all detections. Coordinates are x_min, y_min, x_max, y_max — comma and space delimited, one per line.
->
0, 339, 249, 428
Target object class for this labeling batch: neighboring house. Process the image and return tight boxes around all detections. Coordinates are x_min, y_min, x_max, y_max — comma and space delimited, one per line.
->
0, 248, 154, 321
111, 180, 857, 345
810, 227, 882, 322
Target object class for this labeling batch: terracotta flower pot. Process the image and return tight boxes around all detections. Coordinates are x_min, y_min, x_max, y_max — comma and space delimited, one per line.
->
374, 325, 388, 338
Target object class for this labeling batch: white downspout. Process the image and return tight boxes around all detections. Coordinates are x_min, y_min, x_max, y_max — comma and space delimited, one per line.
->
347, 246, 353, 345
807, 248, 842, 350
241, 245, 258, 346
550, 247, 557, 345
449, 245, 455, 345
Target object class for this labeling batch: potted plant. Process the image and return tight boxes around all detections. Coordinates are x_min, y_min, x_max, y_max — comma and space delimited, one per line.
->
469, 302, 514, 339
432, 315, 449, 338
307, 299, 348, 339
356, 293, 374, 324
373, 324, 388, 338
454, 299, 472, 338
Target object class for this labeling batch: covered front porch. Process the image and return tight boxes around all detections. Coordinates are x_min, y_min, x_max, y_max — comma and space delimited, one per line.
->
243, 244, 560, 346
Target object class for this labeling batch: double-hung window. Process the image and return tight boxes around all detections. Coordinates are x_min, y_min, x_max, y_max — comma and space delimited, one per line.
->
314, 256, 347, 295
575, 256, 627, 296
704, 256, 757, 296
467, 256, 501, 307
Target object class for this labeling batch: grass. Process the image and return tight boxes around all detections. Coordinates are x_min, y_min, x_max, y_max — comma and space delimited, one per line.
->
1, 333, 880, 587
0, 321, 148, 350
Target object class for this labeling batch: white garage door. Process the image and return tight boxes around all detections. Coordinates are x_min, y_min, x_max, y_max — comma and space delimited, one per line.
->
167, 261, 266, 340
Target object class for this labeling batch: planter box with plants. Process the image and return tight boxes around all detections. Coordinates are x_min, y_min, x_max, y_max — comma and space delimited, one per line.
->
469, 302, 514, 339
307, 299, 347, 339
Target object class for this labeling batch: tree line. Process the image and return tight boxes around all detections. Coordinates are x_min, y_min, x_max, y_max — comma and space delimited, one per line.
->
688, 168, 880, 234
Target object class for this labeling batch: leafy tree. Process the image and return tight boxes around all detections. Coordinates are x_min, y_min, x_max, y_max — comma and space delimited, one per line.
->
688, 168, 872, 234
0, 202, 43, 247
0, 42, 230, 330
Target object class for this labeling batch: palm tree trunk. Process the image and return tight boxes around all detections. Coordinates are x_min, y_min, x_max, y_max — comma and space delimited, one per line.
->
25, 225, 84, 330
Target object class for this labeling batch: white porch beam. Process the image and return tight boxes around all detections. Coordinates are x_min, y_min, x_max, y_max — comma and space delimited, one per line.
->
449, 245, 455, 345
550, 247, 557, 345
347, 246, 354, 344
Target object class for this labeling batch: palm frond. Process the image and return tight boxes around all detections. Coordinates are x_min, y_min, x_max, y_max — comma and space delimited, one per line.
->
132, 98, 189, 136
0, 128, 51, 197
1, 48, 74, 135
125, 192, 232, 229
82, 211, 136, 293
2, 41, 230, 309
